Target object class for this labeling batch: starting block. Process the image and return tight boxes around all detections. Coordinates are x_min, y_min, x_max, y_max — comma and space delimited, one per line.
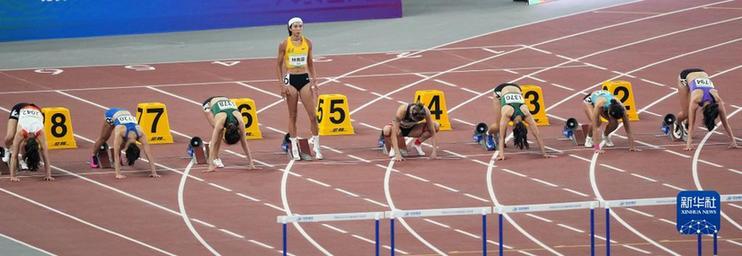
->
288, 138, 313, 161
563, 118, 590, 146
381, 135, 408, 157
97, 143, 114, 169
188, 137, 210, 164
661, 113, 685, 141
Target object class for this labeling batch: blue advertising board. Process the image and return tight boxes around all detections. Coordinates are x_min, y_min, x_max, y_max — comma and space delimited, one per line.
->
676, 191, 721, 235
0, 0, 402, 42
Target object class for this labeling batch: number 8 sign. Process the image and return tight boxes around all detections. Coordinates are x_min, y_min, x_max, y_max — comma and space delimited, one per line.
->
41, 107, 78, 149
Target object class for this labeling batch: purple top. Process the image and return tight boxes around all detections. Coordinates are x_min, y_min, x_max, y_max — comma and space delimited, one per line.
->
688, 78, 716, 106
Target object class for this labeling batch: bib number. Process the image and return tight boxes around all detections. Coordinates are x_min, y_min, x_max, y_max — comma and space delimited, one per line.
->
217, 100, 237, 110
19, 109, 42, 119
503, 94, 524, 104
116, 115, 137, 124
694, 78, 714, 88
288, 54, 307, 67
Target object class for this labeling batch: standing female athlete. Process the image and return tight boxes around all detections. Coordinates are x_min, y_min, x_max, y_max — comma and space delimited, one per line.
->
582, 90, 640, 153
202, 96, 256, 172
276, 17, 322, 160
90, 108, 159, 179
382, 102, 439, 161
488, 83, 553, 160
675, 68, 737, 151
5, 103, 53, 181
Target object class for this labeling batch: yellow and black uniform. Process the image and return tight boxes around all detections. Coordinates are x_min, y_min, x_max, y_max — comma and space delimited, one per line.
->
283, 36, 311, 91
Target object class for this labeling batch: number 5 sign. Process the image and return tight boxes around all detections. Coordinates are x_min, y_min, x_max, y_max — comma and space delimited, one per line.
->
316, 94, 354, 135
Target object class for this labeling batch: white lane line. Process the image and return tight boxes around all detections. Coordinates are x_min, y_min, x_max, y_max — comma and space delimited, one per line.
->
360, 122, 382, 131
263, 203, 285, 212
640, 78, 667, 87
0, 232, 57, 256
413, 73, 429, 79
364, 198, 389, 207
625, 208, 654, 218
593, 10, 661, 15
352, 234, 374, 244
531, 178, 559, 187
698, 159, 722, 168
503, 69, 519, 74
454, 229, 481, 239
563, 188, 590, 197
56, 91, 109, 110
148, 86, 204, 104
219, 229, 245, 239
501, 168, 528, 178
0, 187, 176, 256
550, 83, 575, 91
729, 203, 742, 210
481, 47, 505, 54
434, 79, 458, 88
558, 223, 585, 233
443, 150, 468, 158
248, 239, 274, 249
383, 245, 410, 255
460, 86, 482, 95
472, 159, 490, 166
630, 173, 658, 182
465, 193, 490, 203
371, 91, 393, 100
526, 75, 546, 83
664, 149, 691, 158
611, 70, 637, 78
662, 183, 685, 191
517, 250, 538, 256
729, 169, 742, 175
335, 188, 360, 198
526, 213, 553, 223
434, 183, 460, 193
453, 118, 475, 126
208, 183, 233, 192
727, 239, 742, 247
643, 110, 662, 117
236, 82, 283, 98
322, 224, 349, 234
594, 235, 619, 244
343, 83, 368, 91
569, 154, 592, 162
236, 192, 261, 202
348, 154, 372, 163
622, 244, 651, 254
423, 219, 451, 229
404, 173, 430, 182
599, 163, 627, 173
191, 218, 217, 228
659, 218, 677, 226
321, 145, 344, 154
306, 178, 332, 188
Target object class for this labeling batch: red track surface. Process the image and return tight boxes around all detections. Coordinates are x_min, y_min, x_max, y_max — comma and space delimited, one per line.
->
1, 0, 741, 255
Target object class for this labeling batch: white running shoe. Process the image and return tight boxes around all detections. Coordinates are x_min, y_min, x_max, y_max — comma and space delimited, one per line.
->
388, 148, 396, 158
602, 134, 614, 147
213, 158, 225, 168
290, 138, 301, 161
19, 157, 29, 170
311, 136, 323, 160
584, 136, 593, 148
2, 149, 9, 163
413, 143, 425, 156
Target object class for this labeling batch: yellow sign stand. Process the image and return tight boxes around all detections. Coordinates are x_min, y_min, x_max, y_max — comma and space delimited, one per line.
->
521, 85, 549, 126
414, 90, 451, 131
41, 107, 77, 149
601, 80, 639, 121
316, 94, 354, 135
136, 103, 174, 144
230, 98, 262, 139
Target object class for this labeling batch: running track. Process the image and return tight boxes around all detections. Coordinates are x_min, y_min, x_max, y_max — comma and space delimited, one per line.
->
1, 0, 741, 255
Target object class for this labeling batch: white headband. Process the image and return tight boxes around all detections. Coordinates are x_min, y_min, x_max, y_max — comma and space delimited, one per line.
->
288, 17, 303, 26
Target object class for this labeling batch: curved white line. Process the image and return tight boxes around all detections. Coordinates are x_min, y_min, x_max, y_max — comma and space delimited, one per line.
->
384, 158, 447, 255
487, 152, 564, 256
0, 232, 57, 256
692, 107, 742, 231
280, 159, 333, 255
178, 159, 222, 256
589, 143, 681, 256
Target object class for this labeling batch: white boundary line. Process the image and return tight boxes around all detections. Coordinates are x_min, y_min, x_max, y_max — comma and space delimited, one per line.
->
178, 159, 222, 256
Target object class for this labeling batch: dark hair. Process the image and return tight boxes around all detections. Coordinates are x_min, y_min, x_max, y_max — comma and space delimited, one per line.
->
224, 120, 241, 145
680, 68, 705, 80
512, 121, 529, 150
608, 99, 625, 119
288, 25, 292, 36
702, 103, 719, 131
125, 143, 140, 166
24, 138, 41, 171
410, 102, 427, 121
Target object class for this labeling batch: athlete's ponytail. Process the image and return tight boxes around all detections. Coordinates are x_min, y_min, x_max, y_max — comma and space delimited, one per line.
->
702, 103, 719, 131
125, 143, 140, 166
24, 138, 41, 171
512, 121, 529, 150
224, 119, 241, 145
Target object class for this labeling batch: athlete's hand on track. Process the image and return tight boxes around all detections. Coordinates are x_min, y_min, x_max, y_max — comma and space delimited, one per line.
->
496, 152, 505, 161
394, 154, 404, 162
43, 176, 55, 181
115, 174, 127, 179
10, 177, 20, 182
628, 147, 642, 152
543, 154, 556, 158
149, 173, 161, 178
729, 142, 739, 149
684, 145, 694, 151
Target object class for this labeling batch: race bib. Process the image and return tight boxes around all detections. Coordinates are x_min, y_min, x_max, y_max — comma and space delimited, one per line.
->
288, 54, 308, 67
116, 115, 137, 124
693, 78, 714, 88
19, 109, 42, 119
216, 100, 237, 110
503, 93, 524, 104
